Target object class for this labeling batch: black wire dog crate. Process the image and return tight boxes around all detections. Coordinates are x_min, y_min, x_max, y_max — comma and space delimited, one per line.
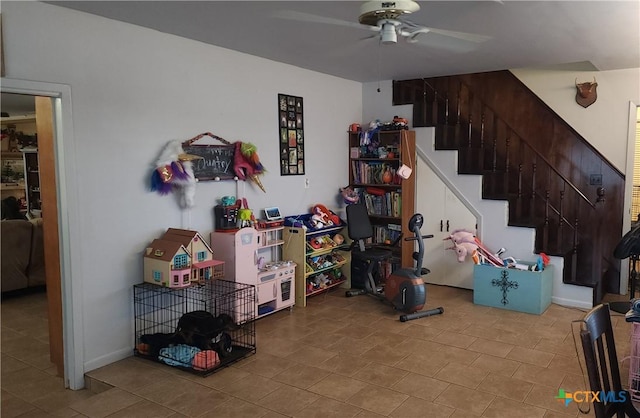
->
133, 280, 256, 376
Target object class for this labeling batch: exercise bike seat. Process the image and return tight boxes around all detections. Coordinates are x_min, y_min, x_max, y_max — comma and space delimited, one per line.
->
351, 246, 392, 262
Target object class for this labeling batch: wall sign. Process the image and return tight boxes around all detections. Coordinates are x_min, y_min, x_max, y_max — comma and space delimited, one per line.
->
278, 93, 304, 175
182, 143, 235, 181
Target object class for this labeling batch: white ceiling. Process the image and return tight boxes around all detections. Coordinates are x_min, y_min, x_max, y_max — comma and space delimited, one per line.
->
44, 0, 639, 83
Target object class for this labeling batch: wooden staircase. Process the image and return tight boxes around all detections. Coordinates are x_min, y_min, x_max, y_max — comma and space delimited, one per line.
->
393, 71, 625, 305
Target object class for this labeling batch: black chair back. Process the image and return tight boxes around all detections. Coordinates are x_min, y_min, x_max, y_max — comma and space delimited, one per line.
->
346, 204, 373, 252
580, 303, 640, 417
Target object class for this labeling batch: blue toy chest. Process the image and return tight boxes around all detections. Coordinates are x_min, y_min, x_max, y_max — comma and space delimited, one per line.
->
473, 264, 553, 315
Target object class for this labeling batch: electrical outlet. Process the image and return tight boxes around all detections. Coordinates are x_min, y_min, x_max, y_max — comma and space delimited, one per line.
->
304, 178, 310, 189
589, 174, 602, 186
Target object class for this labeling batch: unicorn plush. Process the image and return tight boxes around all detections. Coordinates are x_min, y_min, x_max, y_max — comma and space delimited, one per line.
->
444, 228, 478, 263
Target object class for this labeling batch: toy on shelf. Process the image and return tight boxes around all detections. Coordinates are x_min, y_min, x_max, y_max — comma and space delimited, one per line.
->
310, 204, 340, 229
307, 235, 337, 250
379, 116, 409, 131
340, 186, 360, 204
214, 197, 240, 232
256, 206, 284, 229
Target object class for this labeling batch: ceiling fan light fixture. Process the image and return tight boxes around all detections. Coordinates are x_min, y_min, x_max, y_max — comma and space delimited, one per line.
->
380, 23, 398, 44
359, 0, 420, 26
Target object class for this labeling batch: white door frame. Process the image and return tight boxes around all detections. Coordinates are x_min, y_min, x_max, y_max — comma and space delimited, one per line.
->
622, 101, 640, 295
1, 77, 84, 390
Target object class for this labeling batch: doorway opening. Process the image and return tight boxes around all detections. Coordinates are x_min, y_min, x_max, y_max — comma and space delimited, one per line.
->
1, 78, 83, 390
1, 93, 63, 376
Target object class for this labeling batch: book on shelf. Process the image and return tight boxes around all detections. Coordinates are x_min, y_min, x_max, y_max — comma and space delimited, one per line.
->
351, 161, 400, 185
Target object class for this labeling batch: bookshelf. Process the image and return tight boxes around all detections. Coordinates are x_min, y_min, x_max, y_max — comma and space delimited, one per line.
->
348, 129, 416, 269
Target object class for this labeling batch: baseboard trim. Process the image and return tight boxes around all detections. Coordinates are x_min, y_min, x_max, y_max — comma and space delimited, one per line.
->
84, 347, 132, 374
552, 296, 592, 310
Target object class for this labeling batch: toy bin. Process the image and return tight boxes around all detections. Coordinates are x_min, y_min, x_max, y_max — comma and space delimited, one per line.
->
214, 204, 239, 231
473, 264, 553, 315
133, 280, 256, 376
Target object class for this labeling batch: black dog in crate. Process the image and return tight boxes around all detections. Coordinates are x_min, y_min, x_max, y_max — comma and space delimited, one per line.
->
176, 310, 239, 356
140, 311, 239, 359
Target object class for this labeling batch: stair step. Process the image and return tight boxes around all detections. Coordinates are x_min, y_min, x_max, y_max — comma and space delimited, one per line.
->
507, 219, 539, 229
562, 278, 596, 288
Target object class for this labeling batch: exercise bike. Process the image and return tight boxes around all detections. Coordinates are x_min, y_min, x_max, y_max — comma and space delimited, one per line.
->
345, 209, 444, 322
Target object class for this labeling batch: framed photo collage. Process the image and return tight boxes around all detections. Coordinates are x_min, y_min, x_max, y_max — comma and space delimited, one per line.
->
278, 93, 304, 176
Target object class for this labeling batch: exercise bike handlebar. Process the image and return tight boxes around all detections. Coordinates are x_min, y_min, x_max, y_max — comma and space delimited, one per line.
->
404, 234, 434, 241
404, 214, 432, 276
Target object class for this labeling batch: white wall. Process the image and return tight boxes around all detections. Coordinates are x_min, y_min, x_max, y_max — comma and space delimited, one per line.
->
2, 1, 362, 373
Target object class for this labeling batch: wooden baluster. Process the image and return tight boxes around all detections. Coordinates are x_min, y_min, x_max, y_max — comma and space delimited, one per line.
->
478, 113, 485, 172
515, 163, 523, 220
468, 91, 474, 146
456, 82, 462, 126
467, 114, 473, 148
454, 86, 462, 148
558, 190, 565, 250
491, 116, 498, 173
479, 112, 485, 149
432, 86, 438, 126
530, 162, 537, 223
543, 190, 550, 250
505, 133, 511, 173
517, 164, 523, 200
439, 92, 452, 148
570, 218, 579, 282
444, 93, 450, 125
503, 133, 511, 194
422, 80, 428, 126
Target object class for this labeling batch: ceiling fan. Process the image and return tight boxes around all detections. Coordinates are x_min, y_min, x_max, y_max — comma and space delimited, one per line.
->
274, 0, 491, 49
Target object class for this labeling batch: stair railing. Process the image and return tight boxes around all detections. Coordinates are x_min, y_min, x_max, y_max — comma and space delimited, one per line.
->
417, 77, 603, 260
423, 78, 596, 209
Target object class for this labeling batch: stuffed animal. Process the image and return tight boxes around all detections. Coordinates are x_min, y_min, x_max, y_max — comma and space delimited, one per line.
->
447, 241, 479, 263
150, 140, 203, 209
444, 228, 476, 245
340, 186, 359, 204
310, 204, 340, 228
233, 142, 266, 193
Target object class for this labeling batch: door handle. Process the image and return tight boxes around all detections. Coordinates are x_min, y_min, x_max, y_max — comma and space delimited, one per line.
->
446, 220, 450, 232
440, 220, 443, 232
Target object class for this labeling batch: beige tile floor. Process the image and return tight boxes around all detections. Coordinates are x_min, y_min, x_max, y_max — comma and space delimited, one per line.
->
1, 285, 637, 417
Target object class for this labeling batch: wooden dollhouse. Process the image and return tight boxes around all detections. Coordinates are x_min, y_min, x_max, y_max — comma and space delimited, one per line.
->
143, 239, 192, 288
143, 228, 224, 288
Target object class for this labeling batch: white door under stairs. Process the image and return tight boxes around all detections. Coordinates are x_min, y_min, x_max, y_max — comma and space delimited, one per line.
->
416, 156, 477, 289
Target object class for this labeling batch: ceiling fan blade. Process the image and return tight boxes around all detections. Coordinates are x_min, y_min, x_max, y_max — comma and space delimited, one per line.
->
401, 19, 491, 43
272, 10, 377, 32
405, 34, 477, 53
424, 27, 492, 43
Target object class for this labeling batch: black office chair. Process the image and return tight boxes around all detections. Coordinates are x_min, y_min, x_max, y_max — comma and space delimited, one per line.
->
344, 203, 393, 296
580, 303, 640, 418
